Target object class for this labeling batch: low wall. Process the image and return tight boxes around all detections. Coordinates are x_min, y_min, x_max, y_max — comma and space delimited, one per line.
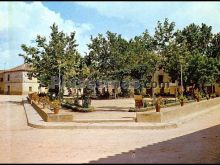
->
28, 98, 73, 122
31, 100, 48, 122
47, 114, 73, 122
136, 97, 220, 123
5, 91, 23, 95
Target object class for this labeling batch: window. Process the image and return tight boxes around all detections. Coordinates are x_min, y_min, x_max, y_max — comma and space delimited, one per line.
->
28, 74, 32, 80
7, 74, 10, 81
0, 78, 3, 82
29, 87, 32, 92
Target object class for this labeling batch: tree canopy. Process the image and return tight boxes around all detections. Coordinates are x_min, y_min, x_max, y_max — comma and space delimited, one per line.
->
20, 19, 220, 98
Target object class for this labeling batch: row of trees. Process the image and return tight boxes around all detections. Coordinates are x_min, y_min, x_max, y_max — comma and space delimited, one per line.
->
19, 19, 220, 98
84, 18, 220, 96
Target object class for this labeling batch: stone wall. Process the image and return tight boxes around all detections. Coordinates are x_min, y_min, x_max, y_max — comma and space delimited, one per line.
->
136, 97, 220, 123
29, 98, 73, 122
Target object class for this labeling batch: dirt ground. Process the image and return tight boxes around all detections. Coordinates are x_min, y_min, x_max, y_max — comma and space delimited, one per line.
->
0, 95, 220, 163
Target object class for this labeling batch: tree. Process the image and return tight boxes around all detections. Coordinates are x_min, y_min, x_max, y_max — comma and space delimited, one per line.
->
175, 23, 213, 55
185, 53, 219, 93
126, 31, 158, 94
162, 40, 189, 85
19, 23, 80, 98
208, 32, 220, 59
85, 31, 130, 97
154, 18, 175, 53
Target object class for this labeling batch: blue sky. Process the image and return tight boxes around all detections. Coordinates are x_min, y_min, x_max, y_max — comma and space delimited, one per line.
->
1, 1, 220, 69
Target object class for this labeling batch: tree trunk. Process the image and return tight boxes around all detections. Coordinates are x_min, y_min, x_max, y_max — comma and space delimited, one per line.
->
95, 80, 100, 96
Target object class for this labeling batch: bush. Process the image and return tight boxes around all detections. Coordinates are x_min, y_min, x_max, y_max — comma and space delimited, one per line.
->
178, 95, 187, 102
50, 100, 61, 110
210, 93, 216, 98
155, 96, 163, 106
39, 96, 50, 108
128, 89, 134, 97
186, 95, 194, 101
194, 91, 202, 99
31, 92, 39, 102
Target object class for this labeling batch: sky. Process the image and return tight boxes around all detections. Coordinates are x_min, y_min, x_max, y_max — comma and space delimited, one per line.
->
1, 1, 220, 69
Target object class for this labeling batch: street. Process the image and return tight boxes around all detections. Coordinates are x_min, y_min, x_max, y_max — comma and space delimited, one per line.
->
0, 95, 220, 163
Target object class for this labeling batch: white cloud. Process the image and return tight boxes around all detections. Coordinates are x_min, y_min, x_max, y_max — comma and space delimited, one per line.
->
0, 2, 93, 69
76, 2, 220, 33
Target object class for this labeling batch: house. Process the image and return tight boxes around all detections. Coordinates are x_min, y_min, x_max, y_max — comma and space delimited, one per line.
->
149, 67, 220, 97
0, 64, 39, 95
0, 70, 4, 94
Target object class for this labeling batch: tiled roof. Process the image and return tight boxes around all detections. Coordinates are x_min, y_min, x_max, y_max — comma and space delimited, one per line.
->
2, 64, 31, 73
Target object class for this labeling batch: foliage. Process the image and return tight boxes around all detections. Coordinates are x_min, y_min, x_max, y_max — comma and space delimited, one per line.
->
155, 96, 163, 106
51, 99, 61, 110
19, 23, 82, 98
178, 95, 187, 102
210, 93, 216, 98
30, 92, 39, 102
39, 96, 50, 108
194, 91, 202, 99
21, 20, 220, 100
175, 23, 213, 55
185, 53, 219, 86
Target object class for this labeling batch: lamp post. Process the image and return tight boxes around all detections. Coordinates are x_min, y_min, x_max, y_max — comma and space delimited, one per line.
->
57, 60, 61, 100
180, 56, 184, 97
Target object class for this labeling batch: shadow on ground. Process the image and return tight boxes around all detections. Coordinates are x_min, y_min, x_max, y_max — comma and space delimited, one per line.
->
89, 124, 220, 164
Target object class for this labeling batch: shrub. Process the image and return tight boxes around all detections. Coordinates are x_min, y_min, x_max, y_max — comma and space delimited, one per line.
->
50, 100, 61, 110
210, 93, 216, 98
178, 95, 187, 102
39, 96, 50, 109
194, 91, 202, 99
31, 92, 39, 102
155, 96, 163, 106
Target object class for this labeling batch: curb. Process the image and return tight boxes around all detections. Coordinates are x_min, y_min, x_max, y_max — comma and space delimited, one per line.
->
22, 97, 220, 130
26, 121, 178, 130
22, 98, 178, 130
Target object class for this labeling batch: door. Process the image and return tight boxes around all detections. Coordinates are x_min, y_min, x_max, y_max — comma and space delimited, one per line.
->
7, 86, 10, 95
158, 75, 164, 94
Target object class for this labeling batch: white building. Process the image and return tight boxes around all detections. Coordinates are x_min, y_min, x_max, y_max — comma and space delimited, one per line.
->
0, 64, 39, 95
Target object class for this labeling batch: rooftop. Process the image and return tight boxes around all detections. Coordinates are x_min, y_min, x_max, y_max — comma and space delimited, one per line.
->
0, 64, 31, 73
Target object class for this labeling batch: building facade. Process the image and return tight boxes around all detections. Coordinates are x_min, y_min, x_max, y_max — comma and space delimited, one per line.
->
0, 64, 39, 95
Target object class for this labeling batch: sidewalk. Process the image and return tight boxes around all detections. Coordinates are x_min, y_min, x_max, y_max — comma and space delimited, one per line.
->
22, 98, 220, 130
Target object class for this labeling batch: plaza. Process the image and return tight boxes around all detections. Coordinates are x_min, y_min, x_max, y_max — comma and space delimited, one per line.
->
1, 1, 220, 164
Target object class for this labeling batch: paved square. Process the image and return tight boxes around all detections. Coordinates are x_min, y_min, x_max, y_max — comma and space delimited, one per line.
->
0, 95, 220, 163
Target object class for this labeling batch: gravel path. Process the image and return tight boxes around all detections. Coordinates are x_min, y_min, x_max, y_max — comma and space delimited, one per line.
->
0, 95, 220, 163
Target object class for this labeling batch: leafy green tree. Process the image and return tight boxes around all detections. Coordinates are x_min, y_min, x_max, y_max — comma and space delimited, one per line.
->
126, 31, 158, 94
154, 18, 175, 52
85, 31, 130, 96
19, 23, 81, 98
175, 23, 212, 55
208, 32, 220, 59
162, 41, 189, 85
186, 53, 219, 93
